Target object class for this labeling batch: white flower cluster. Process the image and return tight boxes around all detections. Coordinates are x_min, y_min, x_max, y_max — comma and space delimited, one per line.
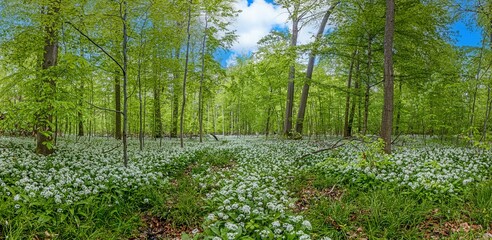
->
195, 139, 317, 239
0, 137, 205, 205
316, 144, 492, 195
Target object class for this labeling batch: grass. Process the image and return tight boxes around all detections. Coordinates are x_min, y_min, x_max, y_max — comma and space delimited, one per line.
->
289, 171, 492, 239
0, 147, 236, 240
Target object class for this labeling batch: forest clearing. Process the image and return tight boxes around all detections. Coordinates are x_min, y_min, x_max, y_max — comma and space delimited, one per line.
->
1, 0, 492, 239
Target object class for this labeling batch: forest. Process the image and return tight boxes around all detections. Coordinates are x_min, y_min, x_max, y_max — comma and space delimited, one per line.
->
0, 0, 491, 239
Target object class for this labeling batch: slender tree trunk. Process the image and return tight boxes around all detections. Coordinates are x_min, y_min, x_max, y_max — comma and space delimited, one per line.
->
115, 74, 122, 139
343, 49, 358, 138
295, 2, 339, 135
199, 16, 208, 143
137, 27, 147, 151
363, 36, 373, 135
470, 39, 485, 137
395, 80, 402, 135
482, 82, 492, 141
380, 0, 395, 154
36, 0, 60, 155
265, 87, 273, 138
122, 1, 129, 166
348, 56, 360, 136
153, 80, 163, 138
171, 51, 180, 138
180, 1, 192, 148
283, 17, 299, 137
78, 81, 84, 137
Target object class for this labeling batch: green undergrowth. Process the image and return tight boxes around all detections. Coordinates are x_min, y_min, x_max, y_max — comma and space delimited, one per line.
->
0, 147, 236, 240
148, 149, 236, 231
290, 171, 492, 239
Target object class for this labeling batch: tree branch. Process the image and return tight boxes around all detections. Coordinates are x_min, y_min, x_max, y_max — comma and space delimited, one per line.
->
85, 101, 123, 115
299, 138, 345, 159
65, 21, 125, 75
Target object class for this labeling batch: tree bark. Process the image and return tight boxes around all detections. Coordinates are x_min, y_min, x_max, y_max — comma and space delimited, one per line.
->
153, 79, 163, 138
115, 74, 122, 140
171, 50, 180, 138
348, 56, 360, 137
199, 16, 208, 143
343, 49, 358, 138
283, 15, 299, 137
180, 1, 192, 148
295, 1, 339, 135
78, 81, 84, 137
121, 1, 129, 166
380, 0, 395, 154
363, 36, 373, 135
36, 0, 60, 156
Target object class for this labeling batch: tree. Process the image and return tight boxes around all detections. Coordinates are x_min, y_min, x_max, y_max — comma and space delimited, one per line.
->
295, 1, 339, 135
180, 0, 193, 148
36, 0, 61, 155
380, 0, 395, 153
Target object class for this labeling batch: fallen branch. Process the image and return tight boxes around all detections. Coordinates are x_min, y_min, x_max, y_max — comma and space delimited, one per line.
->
210, 134, 219, 141
391, 132, 403, 144
101, 144, 121, 154
299, 138, 345, 160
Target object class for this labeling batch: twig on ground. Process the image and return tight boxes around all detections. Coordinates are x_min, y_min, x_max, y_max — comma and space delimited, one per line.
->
299, 138, 345, 160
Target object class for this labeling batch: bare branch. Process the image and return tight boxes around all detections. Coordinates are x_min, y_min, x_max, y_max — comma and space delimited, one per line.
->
65, 21, 125, 75
85, 101, 123, 115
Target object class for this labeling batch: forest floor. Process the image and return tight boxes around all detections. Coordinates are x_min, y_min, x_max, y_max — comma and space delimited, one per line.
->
0, 136, 491, 239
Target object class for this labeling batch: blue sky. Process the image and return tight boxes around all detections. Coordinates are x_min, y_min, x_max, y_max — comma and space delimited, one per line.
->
452, 21, 481, 47
218, 0, 483, 67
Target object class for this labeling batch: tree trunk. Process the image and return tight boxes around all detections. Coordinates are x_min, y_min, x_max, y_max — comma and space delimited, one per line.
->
363, 35, 373, 135
395, 80, 402, 135
295, 2, 339, 135
199, 16, 208, 143
115, 74, 122, 140
36, 0, 60, 155
137, 26, 147, 151
171, 51, 180, 138
470, 40, 485, 137
343, 49, 358, 138
348, 56, 360, 137
180, 1, 192, 148
380, 0, 395, 154
283, 17, 299, 137
122, 1, 129, 166
153, 80, 163, 138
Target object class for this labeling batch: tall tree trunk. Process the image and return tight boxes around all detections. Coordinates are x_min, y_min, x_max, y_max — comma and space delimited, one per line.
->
348, 56, 360, 137
115, 74, 122, 139
470, 39, 485, 137
265, 87, 274, 138
199, 15, 208, 143
171, 50, 180, 138
283, 16, 299, 137
137, 23, 148, 151
482, 85, 492, 141
36, 0, 60, 155
395, 80, 402, 135
153, 80, 163, 138
180, 1, 192, 148
343, 49, 358, 138
78, 81, 84, 137
295, 2, 339, 135
380, 0, 395, 154
122, 1, 129, 166
363, 35, 373, 135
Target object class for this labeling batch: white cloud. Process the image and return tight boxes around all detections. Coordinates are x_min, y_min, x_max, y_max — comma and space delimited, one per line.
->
228, 0, 334, 64
230, 0, 288, 53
